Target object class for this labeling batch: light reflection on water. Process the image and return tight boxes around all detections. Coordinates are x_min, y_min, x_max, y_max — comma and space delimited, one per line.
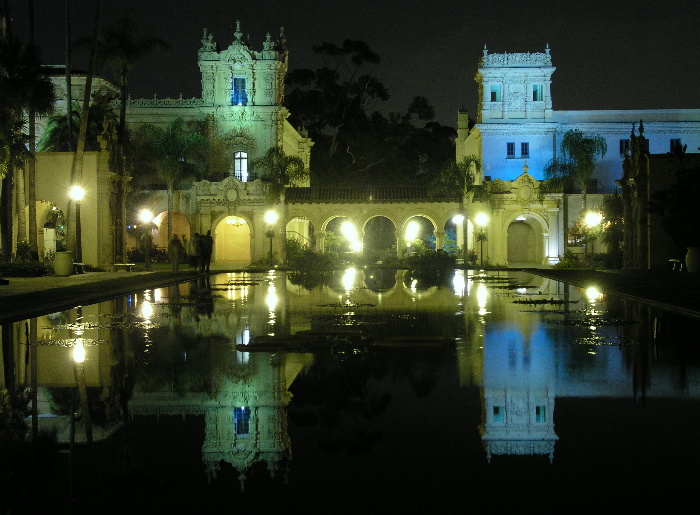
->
5, 269, 700, 511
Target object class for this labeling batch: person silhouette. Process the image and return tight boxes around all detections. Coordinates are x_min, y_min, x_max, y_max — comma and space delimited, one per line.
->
201, 230, 213, 272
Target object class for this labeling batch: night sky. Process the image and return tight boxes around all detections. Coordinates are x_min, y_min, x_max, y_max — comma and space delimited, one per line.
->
8, 0, 700, 127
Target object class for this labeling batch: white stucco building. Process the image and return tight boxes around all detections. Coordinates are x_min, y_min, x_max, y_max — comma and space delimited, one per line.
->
456, 45, 700, 266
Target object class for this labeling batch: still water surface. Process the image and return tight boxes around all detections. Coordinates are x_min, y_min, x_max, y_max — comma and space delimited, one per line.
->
8, 269, 700, 512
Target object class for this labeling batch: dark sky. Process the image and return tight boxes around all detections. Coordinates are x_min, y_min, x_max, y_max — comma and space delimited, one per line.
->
8, 0, 700, 127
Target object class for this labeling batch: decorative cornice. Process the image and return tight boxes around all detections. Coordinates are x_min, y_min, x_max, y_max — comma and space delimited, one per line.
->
481, 45, 552, 68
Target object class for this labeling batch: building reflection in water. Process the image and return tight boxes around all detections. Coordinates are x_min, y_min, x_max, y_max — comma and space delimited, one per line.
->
3, 268, 699, 504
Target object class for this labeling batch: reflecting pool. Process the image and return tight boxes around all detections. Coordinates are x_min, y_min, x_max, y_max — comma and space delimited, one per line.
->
2, 269, 700, 512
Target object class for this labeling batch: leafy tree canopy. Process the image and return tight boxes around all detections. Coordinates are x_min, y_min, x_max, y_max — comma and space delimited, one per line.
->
38, 95, 117, 152
542, 129, 607, 208
285, 39, 455, 187
252, 146, 309, 199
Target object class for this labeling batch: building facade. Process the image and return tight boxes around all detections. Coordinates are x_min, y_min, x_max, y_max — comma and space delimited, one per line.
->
457, 45, 700, 267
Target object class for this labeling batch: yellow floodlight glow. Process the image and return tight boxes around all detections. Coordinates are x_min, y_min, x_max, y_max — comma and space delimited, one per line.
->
405, 220, 419, 244
452, 214, 464, 224
69, 185, 85, 202
264, 210, 278, 225
477, 283, 488, 309
453, 269, 465, 296
586, 286, 601, 302
340, 221, 362, 252
266, 284, 278, 311
585, 212, 603, 228
475, 212, 488, 227
141, 300, 153, 319
139, 209, 154, 224
342, 267, 356, 291
73, 340, 86, 363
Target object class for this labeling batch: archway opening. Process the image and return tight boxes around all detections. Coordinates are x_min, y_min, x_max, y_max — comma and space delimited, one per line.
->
363, 216, 396, 264
214, 216, 251, 263
507, 216, 540, 265
325, 217, 361, 258
403, 216, 435, 256
286, 217, 315, 249
152, 211, 191, 248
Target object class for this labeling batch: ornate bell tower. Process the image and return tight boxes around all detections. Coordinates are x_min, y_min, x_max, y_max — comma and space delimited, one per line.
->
197, 21, 287, 108
475, 45, 555, 123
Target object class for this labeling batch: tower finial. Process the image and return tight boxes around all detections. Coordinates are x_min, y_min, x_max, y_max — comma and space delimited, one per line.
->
234, 20, 242, 41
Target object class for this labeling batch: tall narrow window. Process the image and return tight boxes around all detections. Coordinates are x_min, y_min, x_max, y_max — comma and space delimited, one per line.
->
532, 84, 543, 101
490, 85, 501, 102
521, 142, 529, 158
507, 142, 515, 158
234, 407, 251, 435
232, 77, 247, 106
619, 139, 631, 157
234, 151, 248, 182
535, 405, 547, 423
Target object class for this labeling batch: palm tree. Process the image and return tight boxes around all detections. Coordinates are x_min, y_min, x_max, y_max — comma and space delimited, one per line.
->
439, 155, 485, 264
252, 146, 309, 199
76, 9, 168, 261
38, 98, 116, 152
135, 118, 208, 246
80, 9, 169, 144
0, 31, 54, 260
543, 129, 607, 212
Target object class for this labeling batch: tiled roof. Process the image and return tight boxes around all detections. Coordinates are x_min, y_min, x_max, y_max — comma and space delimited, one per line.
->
286, 187, 459, 204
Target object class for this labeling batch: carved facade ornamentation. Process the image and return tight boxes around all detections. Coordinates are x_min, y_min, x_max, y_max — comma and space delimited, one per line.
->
507, 91, 525, 110
481, 44, 552, 67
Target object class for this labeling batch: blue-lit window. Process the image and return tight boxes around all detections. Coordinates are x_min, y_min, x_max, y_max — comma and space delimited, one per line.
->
620, 139, 631, 157
234, 151, 248, 182
232, 77, 247, 106
234, 407, 251, 435
532, 84, 543, 101
506, 142, 515, 158
490, 85, 501, 102
492, 406, 504, 424
535, 405, 546, 423
521, 142, 529, 158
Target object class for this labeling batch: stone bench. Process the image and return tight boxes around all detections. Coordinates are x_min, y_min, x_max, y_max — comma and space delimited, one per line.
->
73, 262, 87, 274
669, 259, 683, 271
114, 263, 136, 272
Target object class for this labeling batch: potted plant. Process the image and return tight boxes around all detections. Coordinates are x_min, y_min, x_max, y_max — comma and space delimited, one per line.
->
52, 238, 73, 276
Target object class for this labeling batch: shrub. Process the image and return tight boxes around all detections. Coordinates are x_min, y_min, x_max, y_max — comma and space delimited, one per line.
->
0, 261, 52, 277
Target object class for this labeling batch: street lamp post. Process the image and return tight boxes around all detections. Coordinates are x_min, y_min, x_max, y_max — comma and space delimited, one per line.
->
475, 212, 488, 268
69, 186, 85, 263
264, 210, 278, 267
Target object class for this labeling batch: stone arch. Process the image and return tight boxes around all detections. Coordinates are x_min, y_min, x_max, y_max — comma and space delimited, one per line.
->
212, 214, 252, 263
401, 215, 437, 255
362, 215, 397, 263
322, 214, 362, 255
286, 216, 315, 248
506, 212, 547, 266
152, 211, 191, 248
